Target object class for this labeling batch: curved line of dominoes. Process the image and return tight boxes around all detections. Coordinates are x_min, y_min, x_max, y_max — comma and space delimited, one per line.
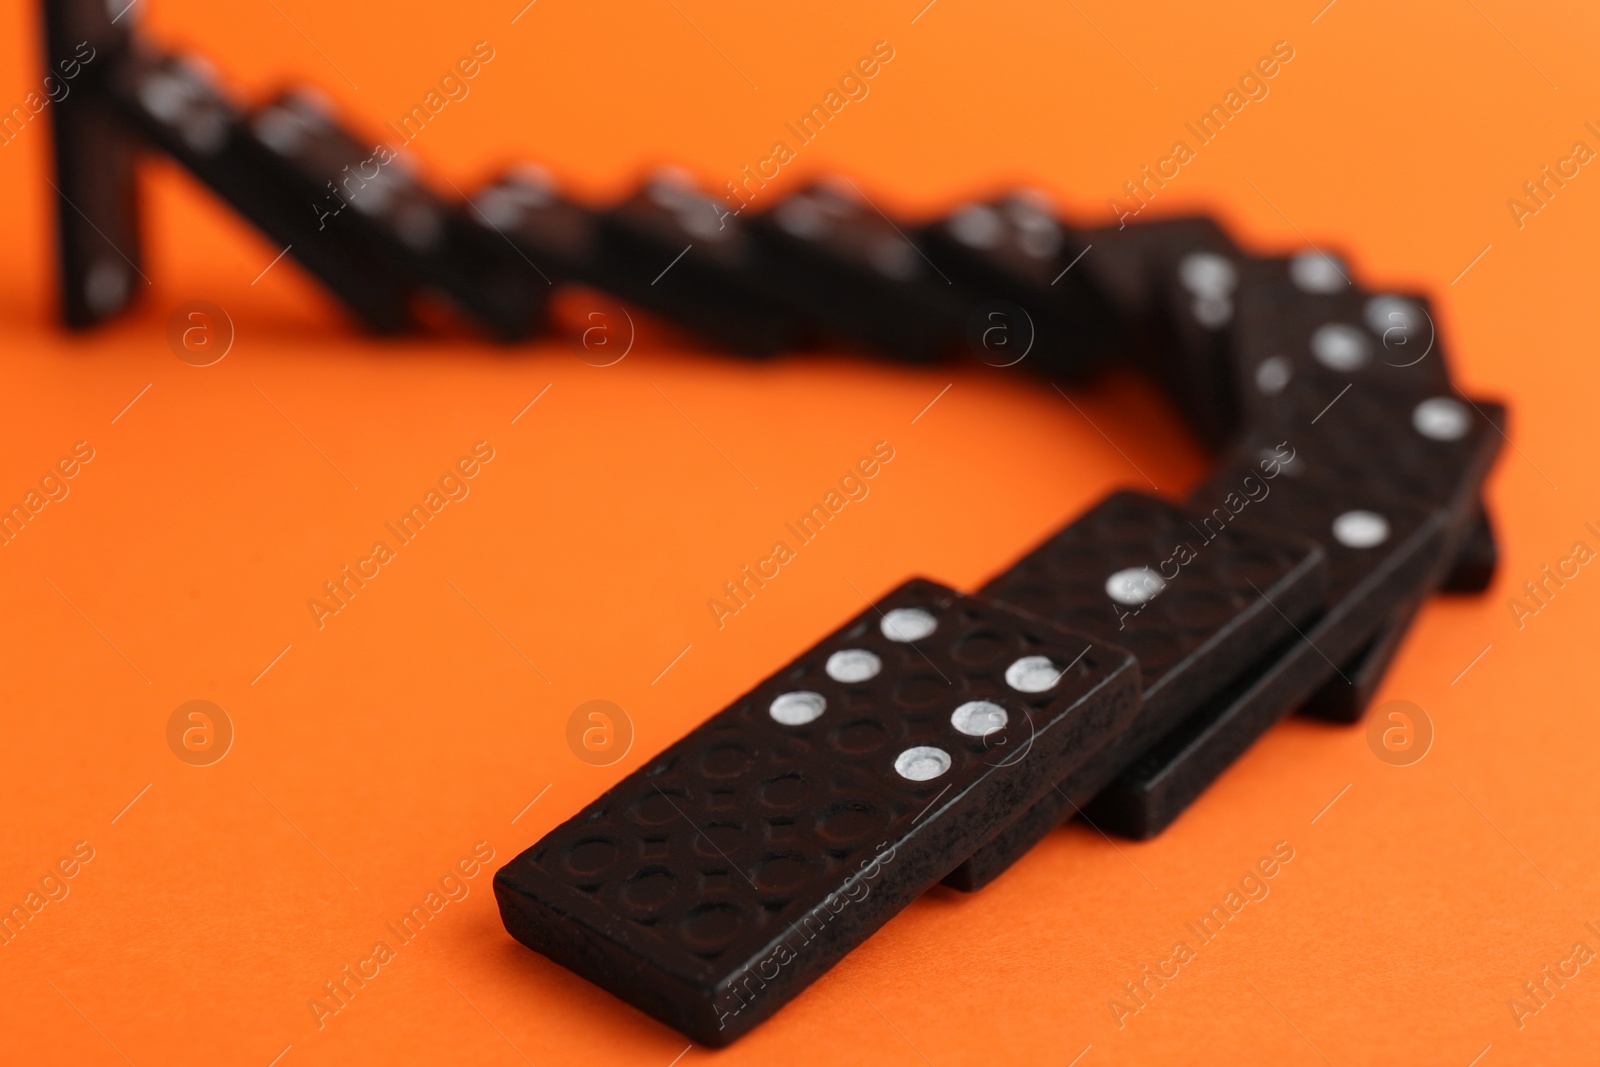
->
41, 1, 1505, 1046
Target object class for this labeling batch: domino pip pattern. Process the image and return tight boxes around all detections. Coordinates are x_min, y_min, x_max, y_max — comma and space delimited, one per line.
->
40, 0, 1507, 1047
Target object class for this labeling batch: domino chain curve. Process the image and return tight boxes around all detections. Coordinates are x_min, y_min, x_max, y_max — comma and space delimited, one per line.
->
40, 0, 1506, 1045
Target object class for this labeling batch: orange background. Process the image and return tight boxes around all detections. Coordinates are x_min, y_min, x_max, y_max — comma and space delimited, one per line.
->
2, 1, 1598, 1064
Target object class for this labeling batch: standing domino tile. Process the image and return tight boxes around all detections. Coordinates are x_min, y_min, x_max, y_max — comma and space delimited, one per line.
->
43, 0, 143, 328
495, 578, 1139, 1044
942, 490, 1327, 890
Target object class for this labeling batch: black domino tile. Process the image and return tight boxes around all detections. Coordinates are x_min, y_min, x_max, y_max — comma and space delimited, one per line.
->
1302, 493, 1498, 724
460, 165, 598, 284
1228, 329, 1502, 726
917, 191, 1113, 380
1136, 226, 1258, 447
1299, 599, 1418, 723
1074, 215, 1235, 329
1440, 501, 1498, 594
1156, 248, 1393, 449
1088, 381, 1503, 829
1250, 385, 1505, 567
47, 88, 143, 328
106, 48, 416, 332
590, 171, 810, 356
1216, 367, 1501, 568
434, 203, 551, 341
42, 0, 135, 58
1280, 391, 1499, 708
1083, 628, 1311, 839
43, 0, 143, 328
1227, 269, 1500, 597
1085, 468, 1450, 837
941, 490, 1327, 890
243, 89, 540, 340
1072, 219, 1368, 450
494, 578, 1139, 1044
1069, 219, 1229, 441
1230, 284, 1454, 428
747, 181, 976, 362
1302, 495, 1496, 723
1302, 492, 1498, 725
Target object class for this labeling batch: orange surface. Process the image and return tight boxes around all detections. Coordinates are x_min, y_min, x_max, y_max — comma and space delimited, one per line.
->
2, 1, 1598, 1064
